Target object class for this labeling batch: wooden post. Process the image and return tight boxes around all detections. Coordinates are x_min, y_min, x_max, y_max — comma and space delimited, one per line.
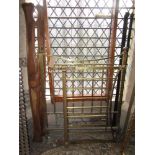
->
36, 5, 48, 135
22, 3, 42, 142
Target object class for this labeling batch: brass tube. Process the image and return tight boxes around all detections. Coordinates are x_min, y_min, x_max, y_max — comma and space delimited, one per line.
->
66, 96, 108, 101
67, 114, 107, 118
67, 106, 108, 109
91, 68, 95, 113
67, 111, 118, 114
62, 70, 69, 144
66, 86, 116, 90
66, 77, 116, 81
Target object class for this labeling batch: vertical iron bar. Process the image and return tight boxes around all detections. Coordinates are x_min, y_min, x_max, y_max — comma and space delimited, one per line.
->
107, 0, 120, 96
113, 12, 129, 126
127, 13, 134, 51
91, 68, 95, 113
71, 71, 75, 113
62, 70, 69, 145
100, 68, 104, 113
81, 71, 84, 113
116, 48, 128, 127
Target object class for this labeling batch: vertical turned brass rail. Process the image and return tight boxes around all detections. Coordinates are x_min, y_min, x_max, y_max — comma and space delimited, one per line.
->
71, 72, 75, 113
100, 68, 104, 114
62, 70, 69, 144
81, 71, 84, 113
107, 0, 120, 96
91, 68, 95, 113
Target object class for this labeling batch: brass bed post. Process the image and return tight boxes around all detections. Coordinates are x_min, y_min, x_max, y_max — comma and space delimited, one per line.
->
106, 0, 120, 102
62, 69, 69, 145
22, 3, 42, 142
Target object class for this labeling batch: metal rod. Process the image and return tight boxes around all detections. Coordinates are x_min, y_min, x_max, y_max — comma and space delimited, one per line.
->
100, 69, 104, 113
107, 0, 120, 97
116, 48, 128, 127
71, 72, 75, 113
50, 66, 125, 70
66, 86, 117, 90
67, 111, 118, 114
67, 114, 107, 118
66, 77, 116, 81
44, 37, 124, 39
68, 124, 108, 127
67, 106, 108, 109
62, 70, 69, 144
47, 126, 118, 131
47, 6, 134, 9
47, 16, 129, 19
127, 13, 134, 50
91, 68, 95, 113
40, 46, 121, 48
113, 12, 129, 126
46, 27, 130, 30
81, 71, 84, 113
66, 96, 108, 101
51, 64, 124, 67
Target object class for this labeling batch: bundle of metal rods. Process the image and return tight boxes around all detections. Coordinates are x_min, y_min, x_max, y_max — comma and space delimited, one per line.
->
19, 67, 30, 154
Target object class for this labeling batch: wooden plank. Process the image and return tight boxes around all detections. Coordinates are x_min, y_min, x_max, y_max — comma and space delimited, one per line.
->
36, 5, 47, 136
22, 3, 42, 142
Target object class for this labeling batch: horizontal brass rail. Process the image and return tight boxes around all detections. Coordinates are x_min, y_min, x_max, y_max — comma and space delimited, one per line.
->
67, 114, 107, 118
67, 106, 108, 109
66, 77, 116, 81
66, 96, 108, 101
